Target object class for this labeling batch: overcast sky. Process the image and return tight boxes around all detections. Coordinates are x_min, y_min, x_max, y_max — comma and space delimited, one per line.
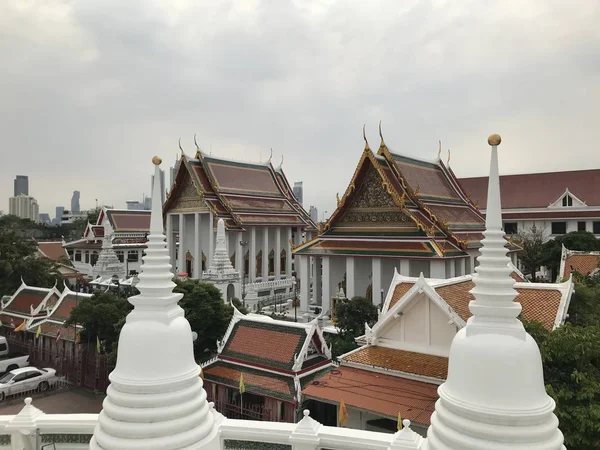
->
1, 0, 599, 219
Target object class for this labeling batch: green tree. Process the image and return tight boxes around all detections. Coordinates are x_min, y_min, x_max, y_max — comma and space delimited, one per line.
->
174, 279, 238, 360
514, 225, 545, 279
541, 231, 600, 281
65, 291, 133, 352
523, 320, 600, 450
329, 296, 378, 359
0, 227, 61, 296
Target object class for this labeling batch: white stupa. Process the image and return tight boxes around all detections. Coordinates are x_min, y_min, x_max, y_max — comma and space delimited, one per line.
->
92, 228, 125, 280
423, 135, 565, 449
202, 218, 241, 302
90, 156, 221, 450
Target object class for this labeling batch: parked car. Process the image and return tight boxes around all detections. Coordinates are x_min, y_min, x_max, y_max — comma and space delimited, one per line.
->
0, 367, 57, 400
0, 336, 30, 373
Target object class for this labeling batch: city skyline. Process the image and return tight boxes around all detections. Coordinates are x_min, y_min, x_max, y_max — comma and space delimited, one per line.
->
1, 1, 599, 218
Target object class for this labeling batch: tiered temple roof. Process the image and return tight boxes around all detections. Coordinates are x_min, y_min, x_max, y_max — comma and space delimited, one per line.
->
164, 148, 316, 230
558, 244, 600, 280
295, 135, 515, 259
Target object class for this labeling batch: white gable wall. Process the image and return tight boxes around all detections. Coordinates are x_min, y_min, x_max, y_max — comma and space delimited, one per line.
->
377, 293, 457, 357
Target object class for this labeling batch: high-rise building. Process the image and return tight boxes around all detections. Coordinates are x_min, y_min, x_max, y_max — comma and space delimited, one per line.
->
39, 213, 51, 224
9, 194, 39, 222
126, 200, 145, 211
13, 175, 28, 197
309, 205, 318, 223
71, 191, 81, 213
293, 181, 303, 206
151, 169, 165, 206
53, 206, 65, 225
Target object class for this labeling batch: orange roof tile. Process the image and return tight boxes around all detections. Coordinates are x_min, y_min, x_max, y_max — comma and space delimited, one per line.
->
564, 254, 600, 279
4, 289, 50, 315
38, 242, 68, 261
435, 281, 562, 330
302, 366, 437, 425
389, 282, 415, 309
342, 346, 448, 380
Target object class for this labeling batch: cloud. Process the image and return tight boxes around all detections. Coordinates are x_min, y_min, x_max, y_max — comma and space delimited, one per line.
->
1, 0, 599, 220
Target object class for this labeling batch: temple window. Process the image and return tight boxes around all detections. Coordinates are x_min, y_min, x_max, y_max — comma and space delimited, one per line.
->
91, 252, 99, 266
268, 250, 274, 275
115, 251, 124, 263
551, 222, 567, 235
84, 251, 90, 264
562, 195, 573, 207
503, 222, 518, 234
578, 221, 586, 232
128, 252, 139, 262
593, 221, 600, 235
74, 251, 81, 262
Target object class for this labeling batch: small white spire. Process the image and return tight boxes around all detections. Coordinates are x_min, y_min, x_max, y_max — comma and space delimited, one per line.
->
90, 156, 218, 450
423, 135, 565, 450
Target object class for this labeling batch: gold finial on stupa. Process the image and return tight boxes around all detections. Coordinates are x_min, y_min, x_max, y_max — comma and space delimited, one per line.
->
488, 134, 502, 146
152, 156, 162, 166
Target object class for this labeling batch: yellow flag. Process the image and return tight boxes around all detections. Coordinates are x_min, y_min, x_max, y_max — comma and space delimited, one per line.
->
14, 320, 26, 333
239, 373, 245, 395
96, 336, 101, 353
35, 325, 41, 339
338, 398, 349, 426
397, 412, 403, 430
75, 333, 81, 344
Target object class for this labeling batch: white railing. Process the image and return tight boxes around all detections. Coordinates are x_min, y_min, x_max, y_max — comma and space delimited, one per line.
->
0, 399, 424, 450
245, 277, 294, 301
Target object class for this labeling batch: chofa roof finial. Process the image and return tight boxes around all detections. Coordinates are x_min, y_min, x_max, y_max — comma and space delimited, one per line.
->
269, 148, 273, 163
363, 124, 370, 151
378, 120, 386, 149
178, 138, 184, 155
438, 140, 442, 159
447, 148, 451, 165
194, 134, 201, 154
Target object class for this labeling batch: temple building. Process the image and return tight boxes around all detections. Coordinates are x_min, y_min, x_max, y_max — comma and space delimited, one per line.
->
163, 141, 316, 302
459, 168, 600, 240
0, 141, 566, 450
294, 131, 518, 315
558, 245, 600, 280
63, 208, 150, 279
202, 310, 333, 423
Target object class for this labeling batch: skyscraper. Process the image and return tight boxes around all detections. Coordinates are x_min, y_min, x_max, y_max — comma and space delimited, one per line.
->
9, 194, 39, 222
54, 206, 64, 224
13, 175, 28, 196
39, 213, 51, 224
71, 191, 81, 212
309, 205, 318, 223
293, 181, 303, 206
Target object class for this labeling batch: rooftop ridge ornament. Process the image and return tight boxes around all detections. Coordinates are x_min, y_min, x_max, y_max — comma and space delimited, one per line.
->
423, 134, 565, 450
363, 124, 370, 151
178, 137, 185, 156
437, 141, 442, 159
194, 133, 201, 155
446, 148, 451, 165
378, 120, 386, 149
90, 156, 219, 450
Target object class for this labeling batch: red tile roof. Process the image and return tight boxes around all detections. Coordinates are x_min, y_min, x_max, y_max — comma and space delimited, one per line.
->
4, 289, 50, 315
222, 321, 307, 371
563, 254, 600, 279
459, 169, 600, 209
105, 210, 151, 232
392, 156, 460, 200
37, 242, 68, 261
302, 366, 438, 425
342, 346, 448, 380
205, 160, 281, 195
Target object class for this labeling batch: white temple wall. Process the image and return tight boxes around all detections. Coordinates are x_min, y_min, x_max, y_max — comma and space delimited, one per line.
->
409, 260, 430, 278
381, 259, 398, 300
429, 304, 457, 355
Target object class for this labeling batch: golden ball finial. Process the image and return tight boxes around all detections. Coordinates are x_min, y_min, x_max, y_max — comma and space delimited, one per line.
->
152, 156, 162, 166
487, 134, 501, 146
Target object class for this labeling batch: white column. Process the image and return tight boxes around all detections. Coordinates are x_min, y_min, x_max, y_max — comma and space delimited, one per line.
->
449, 259, 456, 278
322, 256, 331, 315
400, 259, 410, 276
299, 255, 310, 314
431, 260, 445, 279
236, 231, 244, 275
295, 226, 302, 245
207, 211, 214, 269
458, 258, 466, 277
249, 227, 257, 282
177, 213, 185, 275
166, 213, 175, 274
286, 227, 293, 277
314, 257, 322, 307
346, 257, 355, 299
194, 213, 201, 279
372, 258, 382, 306
262, 228, 269, 280
274, 227, 281, 279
